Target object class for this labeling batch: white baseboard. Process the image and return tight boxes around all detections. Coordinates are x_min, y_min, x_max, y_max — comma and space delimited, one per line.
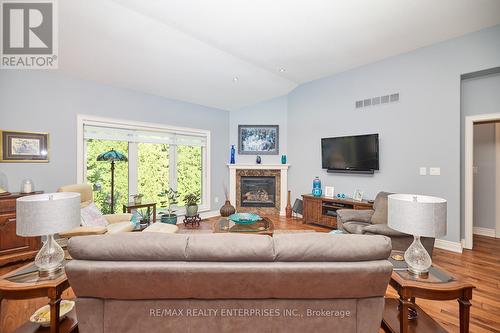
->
473, 227, 496, 238
434, 239, 463, 253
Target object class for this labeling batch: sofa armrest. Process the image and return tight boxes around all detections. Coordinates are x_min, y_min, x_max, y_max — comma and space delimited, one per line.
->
336, 209, 374, 230
362, 224, 408, 237
104, 213, 133, 224
59, 226, 107, 238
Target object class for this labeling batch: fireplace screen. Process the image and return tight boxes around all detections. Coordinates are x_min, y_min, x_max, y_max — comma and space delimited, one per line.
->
240, 176, 276, 207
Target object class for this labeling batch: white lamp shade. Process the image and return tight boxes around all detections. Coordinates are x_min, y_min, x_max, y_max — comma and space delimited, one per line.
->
388, 194, 447, 238
16, 192, 81, 236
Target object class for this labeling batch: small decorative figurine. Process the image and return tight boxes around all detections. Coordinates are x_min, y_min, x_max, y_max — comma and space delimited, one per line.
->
256, 155, 262, 164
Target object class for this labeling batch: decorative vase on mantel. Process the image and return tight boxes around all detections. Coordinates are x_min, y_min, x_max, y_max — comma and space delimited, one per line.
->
220, 200, 236, 217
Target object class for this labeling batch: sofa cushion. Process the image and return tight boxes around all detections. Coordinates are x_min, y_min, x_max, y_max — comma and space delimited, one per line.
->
143, 223, 179, 234
186, 234, 274, 262
106, 221, 135, 234
371, 192, 392, 224
69, 233, 190, 261
343, 221, 370, 234
274, 233, 391, 262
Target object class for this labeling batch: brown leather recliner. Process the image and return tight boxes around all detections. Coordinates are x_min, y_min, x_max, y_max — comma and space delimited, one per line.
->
66, 232, 393, 333
337, 192, 435, 256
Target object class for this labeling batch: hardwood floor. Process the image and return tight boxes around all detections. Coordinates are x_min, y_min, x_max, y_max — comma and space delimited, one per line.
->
1, 216, 499, 333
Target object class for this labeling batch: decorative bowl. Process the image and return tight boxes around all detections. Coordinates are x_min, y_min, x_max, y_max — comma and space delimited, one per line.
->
30, 300, 75, 327
228, 213, 261, 225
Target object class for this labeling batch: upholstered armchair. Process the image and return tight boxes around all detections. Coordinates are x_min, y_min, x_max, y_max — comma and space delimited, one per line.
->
57, 184, 134, 238
337, 192, 435, 255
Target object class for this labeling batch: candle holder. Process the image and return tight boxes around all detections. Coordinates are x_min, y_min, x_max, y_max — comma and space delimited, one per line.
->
21, 179, 35, 194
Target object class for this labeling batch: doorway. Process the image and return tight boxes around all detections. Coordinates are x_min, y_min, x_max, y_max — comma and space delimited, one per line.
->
465, 116, 500, 249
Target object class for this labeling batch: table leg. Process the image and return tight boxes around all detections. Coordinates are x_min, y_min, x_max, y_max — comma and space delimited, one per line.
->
459, 296, 471, 333
49, 296, 61, 333
153, 205, 156, 222
147, 207, 151, 226
399, 297, 410, 333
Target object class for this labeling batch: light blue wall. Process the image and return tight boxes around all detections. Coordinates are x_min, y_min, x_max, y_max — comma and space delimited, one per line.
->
287, 25, 500, 243
229, 95, 288, 165
0, 71, 229, 211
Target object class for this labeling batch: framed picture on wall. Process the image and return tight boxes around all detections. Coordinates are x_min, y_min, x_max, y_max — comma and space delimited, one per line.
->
238, 125, 279, 155
0, 130, 49, 162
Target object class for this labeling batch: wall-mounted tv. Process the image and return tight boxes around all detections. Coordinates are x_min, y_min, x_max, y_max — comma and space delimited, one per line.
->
321, 134, 379, 174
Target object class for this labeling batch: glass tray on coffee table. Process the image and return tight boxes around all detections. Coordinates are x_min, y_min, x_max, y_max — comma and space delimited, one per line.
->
213, 217, 274, 236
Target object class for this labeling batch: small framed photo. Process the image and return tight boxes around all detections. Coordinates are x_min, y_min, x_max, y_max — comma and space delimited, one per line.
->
324, 186, 335, 198
238, 125, 279, 155
353, 189, 364, 202
0, 130, 49, 163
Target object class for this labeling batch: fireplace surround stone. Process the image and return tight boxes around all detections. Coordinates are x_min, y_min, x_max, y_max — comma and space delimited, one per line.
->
228, 164, 290, 216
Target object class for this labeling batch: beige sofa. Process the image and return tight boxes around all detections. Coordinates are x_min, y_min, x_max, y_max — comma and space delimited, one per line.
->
66, 233, 393, 333
57, 184, 135, 237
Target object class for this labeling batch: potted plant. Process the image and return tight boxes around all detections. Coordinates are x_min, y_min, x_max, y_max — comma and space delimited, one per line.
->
159, 188, 179, 224
136, 208, 151, 227
132, 193, 143, 205
184, 192, 200, 217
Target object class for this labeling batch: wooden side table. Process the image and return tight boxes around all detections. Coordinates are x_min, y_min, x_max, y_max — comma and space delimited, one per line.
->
122, 201, 157, 223
0, 263, 77, 333
382, 265, 475, 333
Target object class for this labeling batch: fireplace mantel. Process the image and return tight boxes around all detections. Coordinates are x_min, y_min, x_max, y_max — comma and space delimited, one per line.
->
227, 164, 290, 215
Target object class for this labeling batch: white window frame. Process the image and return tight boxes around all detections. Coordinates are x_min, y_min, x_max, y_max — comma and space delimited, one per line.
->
76, 114, 211, 214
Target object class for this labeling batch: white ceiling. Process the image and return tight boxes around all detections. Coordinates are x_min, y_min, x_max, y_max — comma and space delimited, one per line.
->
59, 0, 500, 111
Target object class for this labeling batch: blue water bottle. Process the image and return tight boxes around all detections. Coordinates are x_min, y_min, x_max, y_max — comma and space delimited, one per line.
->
230, 145, 235, 164
312, 177, 322, 197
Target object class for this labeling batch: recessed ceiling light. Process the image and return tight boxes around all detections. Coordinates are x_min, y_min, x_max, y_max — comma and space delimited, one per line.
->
279, 67, 286, 73
233, 77, 239, 82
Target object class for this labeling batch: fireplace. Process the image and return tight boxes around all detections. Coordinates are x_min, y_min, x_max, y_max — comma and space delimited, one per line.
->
240, 176, 276, 208
229, 164, 289, 215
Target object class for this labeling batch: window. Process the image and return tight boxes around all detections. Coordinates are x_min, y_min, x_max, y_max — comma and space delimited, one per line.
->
78, 115, 210, 215
138, 142, 169, 204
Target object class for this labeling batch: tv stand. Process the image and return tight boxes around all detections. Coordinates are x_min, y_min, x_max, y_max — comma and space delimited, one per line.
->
327, 169, 374, 174
301, 194, 373, 228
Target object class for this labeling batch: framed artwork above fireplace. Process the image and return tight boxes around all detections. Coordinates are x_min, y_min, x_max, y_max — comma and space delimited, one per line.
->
238, 125, 279, 155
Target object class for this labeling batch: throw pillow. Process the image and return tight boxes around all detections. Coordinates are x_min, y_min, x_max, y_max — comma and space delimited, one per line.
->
81, 203, 109, 227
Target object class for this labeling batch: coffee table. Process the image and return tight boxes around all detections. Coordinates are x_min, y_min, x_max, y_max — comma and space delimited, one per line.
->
213, 217, 274, 236
382, 262, 474, 333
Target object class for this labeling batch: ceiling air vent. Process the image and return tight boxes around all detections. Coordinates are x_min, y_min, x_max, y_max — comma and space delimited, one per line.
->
355, 93, 399, 109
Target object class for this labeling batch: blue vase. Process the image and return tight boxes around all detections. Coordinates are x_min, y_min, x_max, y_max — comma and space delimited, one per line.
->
312, 177, 322, 197
230, 145, 235, 164
256, 155, 261, 164
281, 155, 287, 164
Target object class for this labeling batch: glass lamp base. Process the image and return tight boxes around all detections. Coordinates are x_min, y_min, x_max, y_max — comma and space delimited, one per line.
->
35, 234, 65, 280
404, 235, 432, 278
38, 266, 64, 280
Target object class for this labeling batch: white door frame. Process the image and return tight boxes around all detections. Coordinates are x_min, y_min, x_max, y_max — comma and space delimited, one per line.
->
464, 113, 500, 249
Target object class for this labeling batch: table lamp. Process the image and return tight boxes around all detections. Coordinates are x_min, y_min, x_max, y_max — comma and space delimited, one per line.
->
17, 193, 81, 279
388, 194, 447, 277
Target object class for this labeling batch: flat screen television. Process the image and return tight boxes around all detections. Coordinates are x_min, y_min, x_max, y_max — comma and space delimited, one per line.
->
321, 134, 379, 173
